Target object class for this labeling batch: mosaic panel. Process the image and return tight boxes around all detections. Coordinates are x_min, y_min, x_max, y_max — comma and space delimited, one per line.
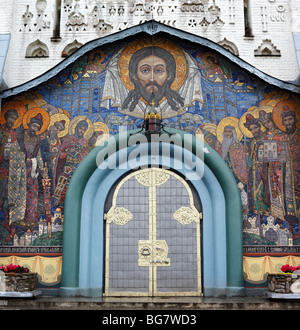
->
0, 35, 299, 286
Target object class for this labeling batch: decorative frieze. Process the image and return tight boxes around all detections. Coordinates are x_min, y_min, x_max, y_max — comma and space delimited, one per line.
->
66, 0, 87, 31
20, 3, 50, 32
181, 2, 205, 12
5, 0, 298, 87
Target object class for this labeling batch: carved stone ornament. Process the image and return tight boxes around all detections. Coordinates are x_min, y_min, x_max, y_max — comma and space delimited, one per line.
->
66, 0, 87, 31
254, 39, 281, 57
105, 206, 133, 226
181, 2, 205, 12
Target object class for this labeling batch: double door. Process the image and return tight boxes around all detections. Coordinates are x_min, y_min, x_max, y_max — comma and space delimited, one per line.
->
104, 168, 202, 296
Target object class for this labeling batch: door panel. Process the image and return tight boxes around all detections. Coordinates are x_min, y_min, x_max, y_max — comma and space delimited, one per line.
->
104, 168, 202, 296
106, 177, 149, 294
156, 176, 199, 294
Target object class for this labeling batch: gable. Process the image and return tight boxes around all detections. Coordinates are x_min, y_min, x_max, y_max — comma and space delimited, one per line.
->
0, 22, 299, 290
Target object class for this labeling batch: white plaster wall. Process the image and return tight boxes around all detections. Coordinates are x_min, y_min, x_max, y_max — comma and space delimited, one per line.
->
1, 0, 299, 88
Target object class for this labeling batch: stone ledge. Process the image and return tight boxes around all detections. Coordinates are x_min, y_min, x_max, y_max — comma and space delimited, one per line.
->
0, 289, 42, 298
268, 292, 300, 300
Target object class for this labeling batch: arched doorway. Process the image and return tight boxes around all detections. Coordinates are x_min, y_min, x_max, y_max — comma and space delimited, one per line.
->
60, 128, 244, 297
104, 168, 202, 296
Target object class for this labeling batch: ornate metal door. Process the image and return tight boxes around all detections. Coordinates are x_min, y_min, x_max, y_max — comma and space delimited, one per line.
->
104, 168, 202, 296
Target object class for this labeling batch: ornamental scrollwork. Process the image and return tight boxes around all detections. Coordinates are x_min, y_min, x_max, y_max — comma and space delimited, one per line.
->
173, 206, 200, 225
106, 206, 133, 226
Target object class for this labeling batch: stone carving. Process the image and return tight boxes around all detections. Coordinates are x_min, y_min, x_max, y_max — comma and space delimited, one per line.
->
63, 0, 73, 13
157, 5, 163, 15
269, 4, 286, 22
18, 0, 229, 37
130, 3, 151, 16
118, 6, 124, 15
261, 6, 268, 32
22, 5, 34, 27
181, 2, 205, 12
35, 12, 50, 32
211, 16, 225, 29
21, 3, 50, 32
254, 39, 281, 56
109, 6, 116, 16
91, 4, 113, 34
94, 20, 113, 34
91, 5, 101, 26
199, 17, 210, 28
218, 38, 239, 56
180, 0, 223, 31
36, 0, 47, 12
229, 0, 235, 24
62, 40, 83, 57
208, 3, 220, 16
25, 39, 49, 57
66, 0, 87, 31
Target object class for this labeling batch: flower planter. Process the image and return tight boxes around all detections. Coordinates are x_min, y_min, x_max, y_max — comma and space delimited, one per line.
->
267, 273, 300, 294
0, 272, 37, 293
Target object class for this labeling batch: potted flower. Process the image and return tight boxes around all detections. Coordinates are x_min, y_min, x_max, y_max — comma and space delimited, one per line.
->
268, 264, 300, 294
280, 264, 300, 274
0, 263, 37, 293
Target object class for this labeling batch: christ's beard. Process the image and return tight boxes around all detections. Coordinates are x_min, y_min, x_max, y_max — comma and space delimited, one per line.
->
139, 82, 166, 106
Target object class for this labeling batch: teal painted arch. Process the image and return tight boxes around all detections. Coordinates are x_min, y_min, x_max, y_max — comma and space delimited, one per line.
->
60, 128, 244, 296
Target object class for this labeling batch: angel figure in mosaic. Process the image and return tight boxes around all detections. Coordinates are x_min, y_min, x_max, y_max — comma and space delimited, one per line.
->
53, 116, 94, 206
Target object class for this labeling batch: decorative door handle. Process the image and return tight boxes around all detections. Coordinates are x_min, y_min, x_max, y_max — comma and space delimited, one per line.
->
141, 248, 150, 256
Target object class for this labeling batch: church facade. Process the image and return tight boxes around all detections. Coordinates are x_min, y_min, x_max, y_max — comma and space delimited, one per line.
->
0, 1, 299, 297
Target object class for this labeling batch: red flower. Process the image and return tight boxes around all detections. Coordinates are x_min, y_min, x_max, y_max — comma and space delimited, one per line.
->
281, 264, 300, 273
0, 264, 30, 273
